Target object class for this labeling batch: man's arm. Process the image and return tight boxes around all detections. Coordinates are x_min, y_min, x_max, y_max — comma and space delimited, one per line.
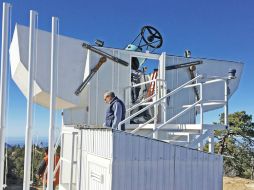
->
112, 102, 123, 130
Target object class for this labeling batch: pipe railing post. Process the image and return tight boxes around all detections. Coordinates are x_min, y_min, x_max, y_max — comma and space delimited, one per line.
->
153, 81, 158, 139
0, 2, 11, 189
47, 16, 59, 190
23, 10, 38, 190
199, 82, 203, 130
224, 80, 228, 127
208, 130, 214, 153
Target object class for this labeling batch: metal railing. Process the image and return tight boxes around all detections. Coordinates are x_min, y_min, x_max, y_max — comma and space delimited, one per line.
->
119, 75, 203, 133
121, 73, 231, 153
124, 78, 166, 112
150, 76, 230, 148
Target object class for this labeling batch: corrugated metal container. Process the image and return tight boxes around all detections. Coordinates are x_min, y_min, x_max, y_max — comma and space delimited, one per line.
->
60, 128, 223, 190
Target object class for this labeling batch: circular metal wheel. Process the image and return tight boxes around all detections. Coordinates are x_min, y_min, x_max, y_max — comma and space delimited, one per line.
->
141, 26, 163, 48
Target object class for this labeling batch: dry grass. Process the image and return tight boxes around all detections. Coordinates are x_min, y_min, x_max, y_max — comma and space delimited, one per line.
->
224, 177, 254, 190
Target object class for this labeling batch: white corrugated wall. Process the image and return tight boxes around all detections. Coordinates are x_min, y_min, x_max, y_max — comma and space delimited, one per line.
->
71, 128, 222, 190
80, 129, 113, 190
112, 130, 223, 190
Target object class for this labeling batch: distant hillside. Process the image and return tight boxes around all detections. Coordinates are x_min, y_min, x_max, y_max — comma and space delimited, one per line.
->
6, 137, 48, 147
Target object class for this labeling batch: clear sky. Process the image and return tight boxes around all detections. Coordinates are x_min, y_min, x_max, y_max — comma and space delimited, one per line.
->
1, 0, 253, 138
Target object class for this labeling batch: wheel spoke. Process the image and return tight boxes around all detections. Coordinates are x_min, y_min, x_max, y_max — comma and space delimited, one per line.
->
154, 35, 161, 39
151, 39, 161, 44
147, 27, 154, 35
146, 39, 161, 46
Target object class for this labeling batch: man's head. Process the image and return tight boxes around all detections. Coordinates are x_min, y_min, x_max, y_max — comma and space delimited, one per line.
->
104, 91, 115, 104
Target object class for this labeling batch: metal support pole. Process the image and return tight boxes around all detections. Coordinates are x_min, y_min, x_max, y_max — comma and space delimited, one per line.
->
199, 83, 204, 151
198, 81, 204, 151
47, 16, 59, 190
153, 81, 158, 139
23, 10, 37, 190
0, 3, 11, 189
224, 80, 228, 126
59, 133, 64, 185
198, 141, 203, 151
199, 83, 203, 128
160, 52, 167, 123
69, 133, 75, 190
76, 130, 83, 190
208, 130, 214, 153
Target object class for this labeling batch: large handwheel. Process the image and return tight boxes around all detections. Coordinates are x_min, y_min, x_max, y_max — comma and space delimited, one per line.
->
141, 26, 163, 48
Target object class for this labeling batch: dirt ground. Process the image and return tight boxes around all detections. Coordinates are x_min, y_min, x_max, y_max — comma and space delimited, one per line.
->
224, 177, 254, 190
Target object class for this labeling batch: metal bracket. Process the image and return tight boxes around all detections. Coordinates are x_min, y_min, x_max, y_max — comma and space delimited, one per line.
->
82, 42, 129, 66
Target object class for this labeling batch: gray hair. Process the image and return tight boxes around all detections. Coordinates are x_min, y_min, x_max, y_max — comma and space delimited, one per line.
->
104, 91, 115, 98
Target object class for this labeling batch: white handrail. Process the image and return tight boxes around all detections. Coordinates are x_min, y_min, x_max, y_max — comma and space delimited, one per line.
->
125, 78, 166, 111
127, 78, 167, 112
127, 93, 156, 112
149, 99, 202, 136
118, 75, 203, 130
130, 116, 156, 134
126, 78, 166, 88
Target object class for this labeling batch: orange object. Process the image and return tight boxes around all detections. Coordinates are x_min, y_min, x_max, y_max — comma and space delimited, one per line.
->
147, 69, 158, 98
42, 154, 60, 188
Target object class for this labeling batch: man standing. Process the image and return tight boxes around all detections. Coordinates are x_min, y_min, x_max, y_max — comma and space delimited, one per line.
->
104, 91, 126, 131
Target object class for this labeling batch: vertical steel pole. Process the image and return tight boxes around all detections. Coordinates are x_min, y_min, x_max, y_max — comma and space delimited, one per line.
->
224, 80, 228, 126
198, 83, 203, 151
160, 52, 167, 123
69, 133, 75, 190
153, 81, 158, 139
23, 10, 38, 190
0, 3, 11, 189
199, 83, 203, 128
47, 16, 59, 190
208, 130, 214, 153
76, 130, 83, 190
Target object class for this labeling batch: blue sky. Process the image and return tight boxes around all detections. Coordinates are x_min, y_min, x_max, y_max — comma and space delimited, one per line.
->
1, 0, 253, 138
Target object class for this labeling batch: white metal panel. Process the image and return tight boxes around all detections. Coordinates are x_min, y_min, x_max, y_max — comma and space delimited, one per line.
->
208, 154, 214, 190
174, 146, 187, 190
191, 149, 199, 190
202, 152, 209, 190
86, 154, 111, 190
165, 56, 196, 124
11, 24, 243, 126
197, 151, 204, 190
82, 129, 113, 159
79, 129, 113, 190
112, 130, 223, 190
61, 128, 223, 190
10, 24, 87, 108
165, 55, 243, 117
